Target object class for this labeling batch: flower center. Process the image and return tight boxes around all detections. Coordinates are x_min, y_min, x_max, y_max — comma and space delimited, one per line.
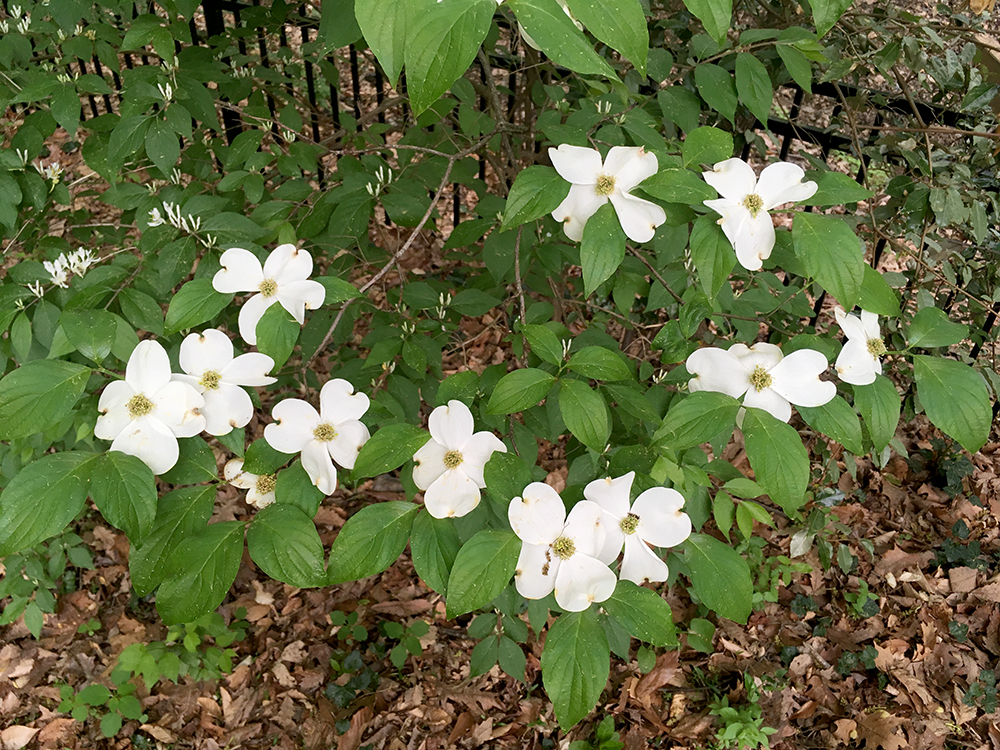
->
742, 193, 764, 218
749, 364, 773, 392
259, 278, 278, 297
594, 173, 616, 197
313, 423, 338, 442
126, 393, 154, 418
867, 338, 887, 357
199, 370, 222, 390
551, 536, 576, 560
443, 450, 464, 469
255, 474, 277, 495
620, 513, 640, 536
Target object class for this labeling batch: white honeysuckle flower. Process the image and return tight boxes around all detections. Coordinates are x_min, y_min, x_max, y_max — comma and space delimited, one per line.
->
508, 483, 617, 612
95, 340, 206, 474
148, 207, 165, 226
702, 158, 818, 271
212, 244, 326, 346
686, 342, 836, 423
67, 247, 96, 276
549, 144, 666, 244
224, 457, 276, 509
585, 472, 692, 585
43, 257, 69, 288
171, 329, 277, 436
834, 308, 886, 386
412, 400, 507, 519
263, 378, 371, 495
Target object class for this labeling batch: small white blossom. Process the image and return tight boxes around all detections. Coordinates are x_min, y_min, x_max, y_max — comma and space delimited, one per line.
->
264, 378, 371, 495
148, 207, 165, 227
95, 340, 206, 474
508, 483, 617, 612
224, 458, 276, 509
412, 400, 507, 519
43, 256, 70, 288
834, 308, 886, 386
213, 244, 326, 346
157, 82, 173, 103
27, 280, 45, 298
549, 144, 666, 243
67, 248, 96, 277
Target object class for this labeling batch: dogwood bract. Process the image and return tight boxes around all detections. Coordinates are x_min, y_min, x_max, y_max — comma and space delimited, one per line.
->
95, 340, 206, 474
212, 243, 326, 346
702, 158, 818, 271
549, 144, 666, 243
172, 329, 276, 435
224, 457, 277, 509
686, 342, 835, 423
264, 378, 371, 495
413, 400, 507, 519
585, 472, 692, 585
508, 483, 617, 612
834, 308, 886, 386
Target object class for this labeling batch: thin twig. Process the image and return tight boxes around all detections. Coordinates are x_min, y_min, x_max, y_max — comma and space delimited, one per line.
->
513, 226, 526, 326
628, 245, 683, 304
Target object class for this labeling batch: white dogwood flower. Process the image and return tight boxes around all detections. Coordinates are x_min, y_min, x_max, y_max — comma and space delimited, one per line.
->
584, 472, 692, 585
834, 308, 886, 386
508, 483, 617, 612
264, 378, 370, 495
171, 329, 276, 435
224, 457, 276, 509
686, 342, 835, 423
212, 244, 326, 346
702, 158, 818, 271
412, 400, 507, 519
95, 340, 206, 474
549, 144, 666, 243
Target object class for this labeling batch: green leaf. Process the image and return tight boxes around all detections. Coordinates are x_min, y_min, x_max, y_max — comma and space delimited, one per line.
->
274, 460, 325, 517
694, 64, 737, 123
602, 580, 678, 647
776, 44, 812, 93
163, 278, 233, 335
404, 0, 495, 113
51, 85, 82, 136
59, 309, 118, 364
508, 0, 617, 77
119, 288, 164, 335
355, 0, 407, 83
580, 202, 627, 296
316, 275, 360, 305
805, 171, 874, 206
90, 452, 157, 543
255, 303, 300, 368
735, 53, 772, 125
565, 0, 648, 75
858, 265, 900, 317
484, 451, 533, 505
736, 500, 772, 539
741, 407, 809, 515
486, 368, 556, 414
913, 356, 990, 454
682, 126, 734, 169
689, 214, 736, 300
446, 529, 520, 618
145, 117, 180, 174
541, 609, 610, 730
501, 166, 571, 231
156, 522, 245, 625
566, 347, 632, 381
798, 396, 864, 455
129, 485, 215, 597
638, 168, 717, 205
410, 512, 461, 595
353, 423, 429, 478
0, 360, 90, 440
242, 437, 289, 475
683, 533, 752, 623
906, 307, 968, 349
0, 452, 97, 556
653, 391, 740, 450
327, 501, 419, 583
559, 379, 610, 451
318, 0, 363, 49
248, 504, 327, 587
160, 437, 218, 485
680, 0, 731, 43
523, 324, 565, 366
792, 212, 864, 309
603, 382, 659, 422
450, 289, 502, 316
108, 115, 151, 171
812, 0, 853, 37
853, 374, 900, 453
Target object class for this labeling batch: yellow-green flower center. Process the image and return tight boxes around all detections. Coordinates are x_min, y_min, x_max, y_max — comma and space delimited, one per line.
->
199, 370, 222, 390
552, 536, 576, 560
126, 393, 154, 418
259, 278, 278, 297
443, 449, 463, 469
867, 338, 887, 357
749, 364, 773, 392
313, 423, 338, 442
594, 173, 616, 197
255, 474, 277, 495
742, 193, 764, 218
620, 513, 640, 535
